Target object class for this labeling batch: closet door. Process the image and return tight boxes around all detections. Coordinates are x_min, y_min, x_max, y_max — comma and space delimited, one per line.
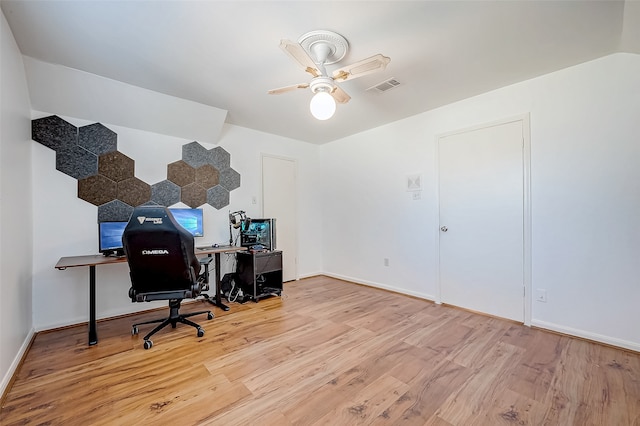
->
438, 120, 525, 321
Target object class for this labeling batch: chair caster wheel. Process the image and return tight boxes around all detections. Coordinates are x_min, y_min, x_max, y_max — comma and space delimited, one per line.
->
132, 326, 138, 335
197, 328, 205, 337
143, 340, 153, 350
207, 312, 214, 320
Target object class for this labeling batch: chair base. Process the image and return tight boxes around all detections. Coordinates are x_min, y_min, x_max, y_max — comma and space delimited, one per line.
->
132, 299, 213, 349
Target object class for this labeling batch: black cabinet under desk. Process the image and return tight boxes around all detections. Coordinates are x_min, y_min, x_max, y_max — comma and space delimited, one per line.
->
235, 250, 283, 301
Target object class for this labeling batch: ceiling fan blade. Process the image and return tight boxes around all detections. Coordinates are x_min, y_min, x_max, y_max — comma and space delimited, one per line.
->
330, 85, 351, 104
279, 39, 321, 78
268, 83, 310, 95
332, 54, 391, 82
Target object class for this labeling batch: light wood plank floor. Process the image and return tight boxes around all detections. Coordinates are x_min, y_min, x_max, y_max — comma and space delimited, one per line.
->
2, 276, 639, 425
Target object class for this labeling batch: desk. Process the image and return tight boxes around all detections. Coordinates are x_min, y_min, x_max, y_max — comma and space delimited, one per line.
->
55, 245, 246, 346
195, 245, 247, 311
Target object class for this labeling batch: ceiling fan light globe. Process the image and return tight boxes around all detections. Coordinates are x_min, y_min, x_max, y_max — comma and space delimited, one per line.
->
310, 91, 336, 120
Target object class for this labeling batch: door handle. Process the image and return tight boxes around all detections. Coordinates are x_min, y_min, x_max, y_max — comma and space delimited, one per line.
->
440, 226, 448, 232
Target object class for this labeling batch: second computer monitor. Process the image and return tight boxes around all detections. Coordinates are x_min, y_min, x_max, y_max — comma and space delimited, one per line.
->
169, 208, 204, 237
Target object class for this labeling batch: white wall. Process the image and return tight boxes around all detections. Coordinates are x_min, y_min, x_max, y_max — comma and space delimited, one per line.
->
1, 10, 34, 394
321, 53, 640, 351
31, 114, 322, 330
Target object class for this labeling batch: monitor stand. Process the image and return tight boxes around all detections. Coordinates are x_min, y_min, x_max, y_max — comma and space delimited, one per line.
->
103, 249, 125, 257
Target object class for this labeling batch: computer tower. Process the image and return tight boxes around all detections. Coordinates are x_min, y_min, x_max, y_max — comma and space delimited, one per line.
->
240, 218, 276, 250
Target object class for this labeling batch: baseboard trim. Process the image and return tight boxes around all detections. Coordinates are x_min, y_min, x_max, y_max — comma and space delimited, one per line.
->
297, 271, 323, 280
322, 272, 437, 302
1, 327, 36, 404
531, 319, 640, 353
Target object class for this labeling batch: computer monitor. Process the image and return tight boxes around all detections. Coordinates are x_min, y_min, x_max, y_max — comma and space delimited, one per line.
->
98, 221, 127, 255
169, 208, 204, 237
241, 218, 276, 250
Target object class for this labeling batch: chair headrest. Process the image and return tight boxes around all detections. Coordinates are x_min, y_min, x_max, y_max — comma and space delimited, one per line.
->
126, 206, 182, 234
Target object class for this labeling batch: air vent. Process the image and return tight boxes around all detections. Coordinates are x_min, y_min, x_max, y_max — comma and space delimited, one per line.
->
367, 78, 401, 93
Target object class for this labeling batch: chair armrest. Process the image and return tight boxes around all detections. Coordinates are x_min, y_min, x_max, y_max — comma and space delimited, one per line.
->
198, 257, 212, 287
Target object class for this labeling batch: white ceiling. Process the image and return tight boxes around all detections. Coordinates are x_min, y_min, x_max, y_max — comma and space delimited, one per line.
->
2, 0, 638, 144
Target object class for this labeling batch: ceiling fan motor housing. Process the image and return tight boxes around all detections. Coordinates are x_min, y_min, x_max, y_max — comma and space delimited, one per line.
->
310, 76, 335, 94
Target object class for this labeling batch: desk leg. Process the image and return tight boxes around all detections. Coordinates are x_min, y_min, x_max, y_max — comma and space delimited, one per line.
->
89, 265, 98, 346
214, 253, 230, 311
201, 253, 230, 311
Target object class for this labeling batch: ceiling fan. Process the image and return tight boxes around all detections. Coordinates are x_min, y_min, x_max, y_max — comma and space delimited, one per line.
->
268, 30, 391, 120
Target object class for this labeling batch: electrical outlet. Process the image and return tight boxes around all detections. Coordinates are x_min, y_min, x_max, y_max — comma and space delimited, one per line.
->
252, 196, 257, 205
384, 258, 389, 267
536, 288, 547, 303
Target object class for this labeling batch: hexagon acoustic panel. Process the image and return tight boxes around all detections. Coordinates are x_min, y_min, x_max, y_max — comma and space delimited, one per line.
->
219, 168, 241, 191
98, 200, 134, 222
56, 145, 98, 180
99, 151, 134, 182
78, 174, 117, 206
32, 116, 241, 223
207, 185, 230, 210
79, 123, 117, 155
210, 146, 231, 170
181, 183, 207, 208
196, 164, 219, 188
167, 160, 195, 187
118, 177, 151, 206
150, 180, 181, 206
32, 115, 78, 151
181, 141, 210, 168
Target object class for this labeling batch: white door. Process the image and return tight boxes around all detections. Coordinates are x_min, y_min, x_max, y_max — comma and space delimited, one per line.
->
438, 120, 524, 322
262, 155, 297, 282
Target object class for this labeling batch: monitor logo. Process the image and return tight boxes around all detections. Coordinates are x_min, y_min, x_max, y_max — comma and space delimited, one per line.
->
137, 216, 163, 225
142, 249, 169, 255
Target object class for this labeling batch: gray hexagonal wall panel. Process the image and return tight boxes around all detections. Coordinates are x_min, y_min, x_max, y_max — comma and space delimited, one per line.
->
98, 199, 134, 222
151, 180, 181, 206
56, 145, 98, 180
219, 168, 241, 191
32, 115, 78, 152
207, 185, 230, 210
210, 146, 231, 170
182, 141, 211, 168
79, 123, 117, 155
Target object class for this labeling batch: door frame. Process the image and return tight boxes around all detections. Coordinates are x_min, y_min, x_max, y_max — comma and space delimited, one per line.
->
434, 114, 532, 325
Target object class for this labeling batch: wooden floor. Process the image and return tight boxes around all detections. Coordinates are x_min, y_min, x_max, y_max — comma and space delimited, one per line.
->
1, 276, 639, 425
